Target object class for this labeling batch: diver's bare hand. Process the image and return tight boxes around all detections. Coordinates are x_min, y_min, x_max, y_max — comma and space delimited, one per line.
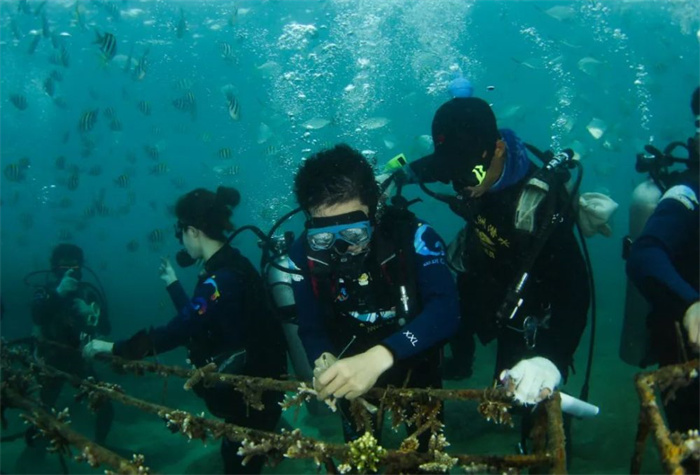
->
315, 346, 393, 400
159, 257, 178, 286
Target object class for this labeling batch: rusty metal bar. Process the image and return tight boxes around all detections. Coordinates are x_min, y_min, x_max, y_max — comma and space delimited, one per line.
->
3, 387, 146, 474
545, 393, 567, 474
2, 339, 569, 473
632, 360, 700, 475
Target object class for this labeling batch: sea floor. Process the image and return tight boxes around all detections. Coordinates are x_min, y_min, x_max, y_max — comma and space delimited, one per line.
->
1, 338, 666, 474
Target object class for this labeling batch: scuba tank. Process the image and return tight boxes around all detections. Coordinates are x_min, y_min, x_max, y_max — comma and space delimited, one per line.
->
262, 232, 320, 398
257, 211, 325, 415
265, 232, 297, 316
619, 180, 661, 366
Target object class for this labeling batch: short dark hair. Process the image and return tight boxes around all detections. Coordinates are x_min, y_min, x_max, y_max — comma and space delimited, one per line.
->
175, 186, 240, 241
50, 243, 84, 268
294, 144, 380, 216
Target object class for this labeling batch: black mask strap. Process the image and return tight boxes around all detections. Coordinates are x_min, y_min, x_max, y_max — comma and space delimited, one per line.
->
306, 210, 370, 229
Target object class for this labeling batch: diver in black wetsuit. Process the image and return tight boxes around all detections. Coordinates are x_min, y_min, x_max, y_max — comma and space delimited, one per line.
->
288, 144, 460, 447
30, 243, 114, 445
84, 186, 287, 474
405, 98, 590, 407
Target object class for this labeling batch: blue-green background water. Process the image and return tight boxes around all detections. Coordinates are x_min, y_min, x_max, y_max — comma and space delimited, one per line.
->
1, 0, 698, 473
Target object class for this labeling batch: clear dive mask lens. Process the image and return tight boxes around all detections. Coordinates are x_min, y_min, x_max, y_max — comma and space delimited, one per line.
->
307, 221, 372, 251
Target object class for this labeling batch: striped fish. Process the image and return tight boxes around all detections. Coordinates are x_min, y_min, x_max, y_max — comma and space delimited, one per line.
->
94, 30, 117, 61
10, 93, 28, 110
78, 109, 99, 132
115, 174, 130, 188
226, 92, 239, 120
149, 163, 169, 175
217, 148, 232, 159
220, 42, 234, 61
172, 91, 196, 111
137, 100, 151, 116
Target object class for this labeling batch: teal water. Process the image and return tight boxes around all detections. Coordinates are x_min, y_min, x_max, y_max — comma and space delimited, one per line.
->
1, 0, 698, 473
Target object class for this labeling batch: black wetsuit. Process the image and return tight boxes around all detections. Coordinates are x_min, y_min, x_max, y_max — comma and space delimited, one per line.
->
410, 132, 590, 381
32, 281, 113, 444
113, 245, 287, 474
454, 178, 590, 380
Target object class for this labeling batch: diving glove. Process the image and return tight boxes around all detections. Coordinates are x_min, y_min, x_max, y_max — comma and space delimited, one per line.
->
500, 356, 561, 405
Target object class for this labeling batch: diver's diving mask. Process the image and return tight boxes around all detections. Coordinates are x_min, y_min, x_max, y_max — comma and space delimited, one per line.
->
174, 221, 190, 244
54, 262, 82, 280
306, 211, 373, 253
174, 221, 199, 267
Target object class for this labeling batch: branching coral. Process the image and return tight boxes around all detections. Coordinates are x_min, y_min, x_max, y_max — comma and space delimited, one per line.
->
478, 386, 514, 427
344, 431, 386, 473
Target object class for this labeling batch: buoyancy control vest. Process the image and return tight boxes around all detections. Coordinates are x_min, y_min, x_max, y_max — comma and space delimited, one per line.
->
307, 206, 421, 356
35, 281, 109, 348
188, 248, 287, 377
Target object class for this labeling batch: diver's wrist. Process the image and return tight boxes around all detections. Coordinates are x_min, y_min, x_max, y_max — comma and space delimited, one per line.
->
368, 344, 394, 373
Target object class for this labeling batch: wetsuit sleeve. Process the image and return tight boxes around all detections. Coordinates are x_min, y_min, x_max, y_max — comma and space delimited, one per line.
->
166, 280, 191, 312
113, 273, 237, 359
288, 238, 336, 365
627, 185, 700, 316
381, 223, 460, 360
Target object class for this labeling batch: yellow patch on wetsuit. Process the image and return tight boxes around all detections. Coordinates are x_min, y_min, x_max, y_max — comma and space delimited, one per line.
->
472, 165, 487, 184
358, 273, 370, 286
477, 230, 497, 259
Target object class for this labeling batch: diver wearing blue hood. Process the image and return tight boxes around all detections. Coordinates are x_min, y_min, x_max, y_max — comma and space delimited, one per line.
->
405, 98, 590, 411
625, 87, 699, 456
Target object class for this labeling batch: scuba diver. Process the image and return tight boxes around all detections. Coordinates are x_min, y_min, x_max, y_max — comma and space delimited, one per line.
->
625, 87, 699, 450
621, 86, 700, 369
399, 97, 591, 416
25, 243, 113, 446
286, 144, 460, 447
83, 186, 287, 474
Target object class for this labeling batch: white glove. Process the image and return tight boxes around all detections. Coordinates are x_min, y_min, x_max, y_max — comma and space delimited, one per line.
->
500, 356, 562, 405
56, 269, 79, 297
578, 192, 619, 238
82, 339, 114, 359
